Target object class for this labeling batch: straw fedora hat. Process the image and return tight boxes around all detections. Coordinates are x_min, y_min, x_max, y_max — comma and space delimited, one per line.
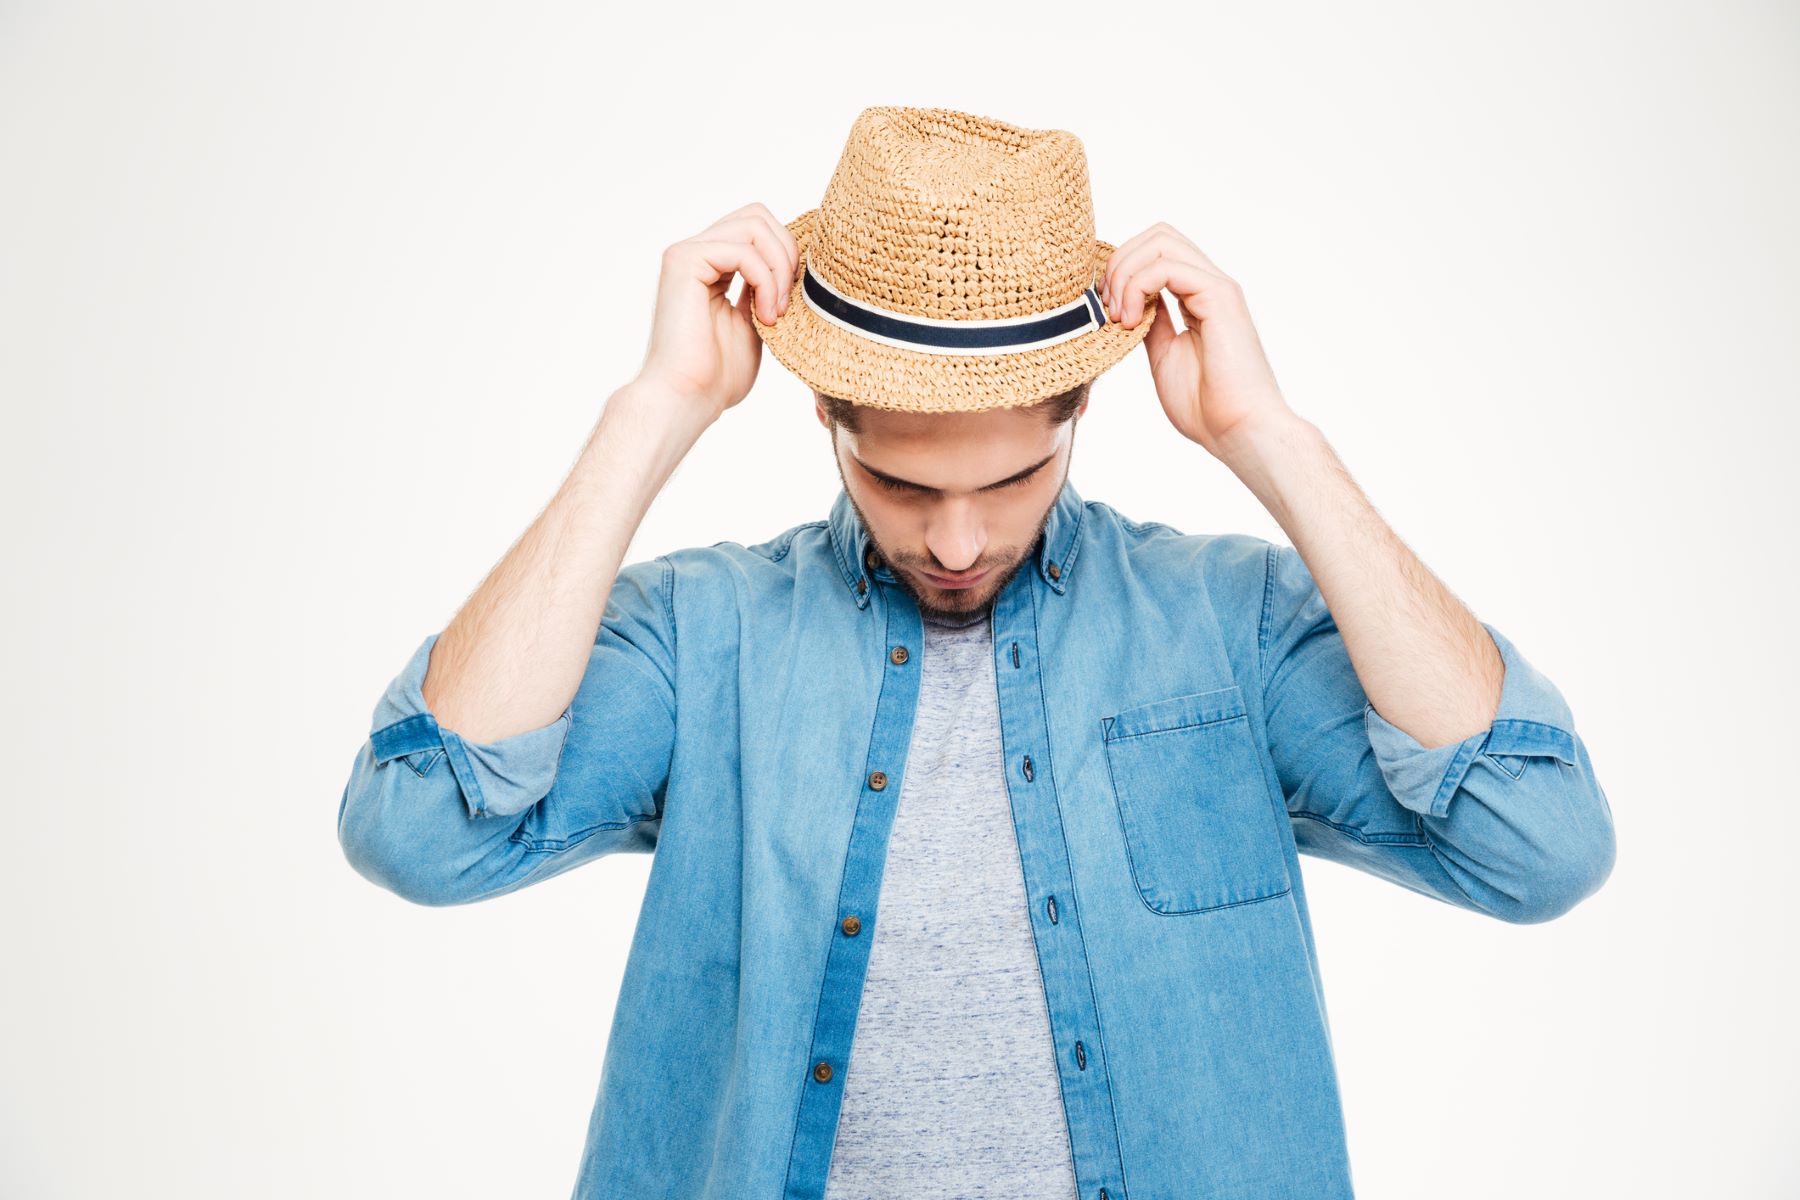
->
751, 106, 1160, 414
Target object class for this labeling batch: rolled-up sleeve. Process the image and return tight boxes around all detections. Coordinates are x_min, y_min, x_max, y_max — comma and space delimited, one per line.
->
365, 632, 576, 820
1260, 541, 1617, 924
337, 556, 677, 907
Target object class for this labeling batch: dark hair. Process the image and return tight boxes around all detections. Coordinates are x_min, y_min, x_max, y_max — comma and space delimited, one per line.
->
815, 378, 1092, 434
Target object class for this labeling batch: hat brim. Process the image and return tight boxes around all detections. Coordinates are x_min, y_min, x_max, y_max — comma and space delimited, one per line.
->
751, 207, 1159, 413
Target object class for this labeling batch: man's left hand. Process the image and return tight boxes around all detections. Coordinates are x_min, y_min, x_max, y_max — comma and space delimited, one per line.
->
1100, 222, 1296, 458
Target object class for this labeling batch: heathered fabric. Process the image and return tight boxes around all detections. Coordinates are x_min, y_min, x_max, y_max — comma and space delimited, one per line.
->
822, 602, 1081, 1200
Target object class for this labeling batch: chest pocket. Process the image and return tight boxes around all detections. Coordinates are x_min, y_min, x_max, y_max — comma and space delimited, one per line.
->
1101, 684, 1292, 915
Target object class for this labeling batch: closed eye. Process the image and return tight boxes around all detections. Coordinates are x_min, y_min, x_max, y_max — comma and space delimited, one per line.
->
870, 469, 1039, 495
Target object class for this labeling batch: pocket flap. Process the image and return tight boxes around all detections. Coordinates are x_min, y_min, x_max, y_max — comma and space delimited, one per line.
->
1102, 684, 1246, 742
370, 711, 444, 764
1482, 718, 1577, 766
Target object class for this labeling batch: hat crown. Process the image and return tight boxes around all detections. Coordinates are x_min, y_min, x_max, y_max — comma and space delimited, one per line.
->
808, 107, 1099, 322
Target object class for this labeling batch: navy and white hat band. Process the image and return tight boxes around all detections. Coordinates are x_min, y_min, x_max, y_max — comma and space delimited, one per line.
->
800, 253, 1108, 356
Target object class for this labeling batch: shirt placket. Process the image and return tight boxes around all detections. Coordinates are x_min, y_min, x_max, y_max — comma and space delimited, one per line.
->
782, 545, 1127, 1200
782, 549, 926, 1200
990, 570, 1129, 1200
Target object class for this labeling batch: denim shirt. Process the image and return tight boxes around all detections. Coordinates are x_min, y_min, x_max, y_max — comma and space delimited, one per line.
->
338, 479, 1616, 1200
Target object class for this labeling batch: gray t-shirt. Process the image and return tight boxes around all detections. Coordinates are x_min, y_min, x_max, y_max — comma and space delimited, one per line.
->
823, 604, 1080, 1200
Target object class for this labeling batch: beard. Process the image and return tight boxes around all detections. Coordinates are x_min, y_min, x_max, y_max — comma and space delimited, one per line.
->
839, 481, 1062, 624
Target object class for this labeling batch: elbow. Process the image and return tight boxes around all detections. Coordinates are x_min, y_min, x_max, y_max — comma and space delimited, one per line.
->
337, 785, 470, 908
1493, 790, 1618, 925
1494, 841, 1615, 923
340, 833, 468, 907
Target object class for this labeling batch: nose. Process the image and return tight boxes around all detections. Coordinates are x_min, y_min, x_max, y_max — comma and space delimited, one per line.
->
925, 499, 986, 573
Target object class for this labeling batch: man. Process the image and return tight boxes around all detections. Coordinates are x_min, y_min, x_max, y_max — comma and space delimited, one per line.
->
338, 108, 1616, 1200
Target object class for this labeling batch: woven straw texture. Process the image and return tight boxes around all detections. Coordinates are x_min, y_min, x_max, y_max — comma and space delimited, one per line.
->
752, 107, 1159, 413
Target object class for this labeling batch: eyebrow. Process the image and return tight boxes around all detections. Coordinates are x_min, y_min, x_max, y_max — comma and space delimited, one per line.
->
851, 450, 1059, 494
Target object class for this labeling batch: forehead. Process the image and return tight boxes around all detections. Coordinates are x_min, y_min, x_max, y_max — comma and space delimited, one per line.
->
850, 402, 1053, 450
839, 405, 1065, 490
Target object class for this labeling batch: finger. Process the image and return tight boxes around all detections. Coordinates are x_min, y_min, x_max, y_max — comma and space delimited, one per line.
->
747, 201, 801, 277
1102, 224, 1161, 281
1177, 235, 1224, 277
1119, 248, 1229, 326
746, 213, 798, 313
1100, 226, 1158, 313
715, 215, 797, 316
1106, 234, 1184, 318
701, 206, 800, 299
1105, 230, 1227, 318
1117, 254, 1226, 328
1141, 285, 1178, 370
688, 238, 783, 324
1123, 222, 1224, 273
1136, 221, 1221, 273
700, 202, 771, 237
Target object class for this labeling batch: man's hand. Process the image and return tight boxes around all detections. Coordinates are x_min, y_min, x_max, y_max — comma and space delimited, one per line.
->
634, 201, 799, 425
1100, 222, 1294, 458
1104, 226, 1507, 752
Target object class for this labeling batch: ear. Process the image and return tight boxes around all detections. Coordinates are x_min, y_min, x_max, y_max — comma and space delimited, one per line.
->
813, 394, 830, 429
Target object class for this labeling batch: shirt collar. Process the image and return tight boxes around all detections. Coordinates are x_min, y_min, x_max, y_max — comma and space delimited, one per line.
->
828, 477, 1088, 609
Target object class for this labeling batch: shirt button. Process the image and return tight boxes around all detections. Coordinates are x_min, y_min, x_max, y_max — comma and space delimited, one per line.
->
856, 577, 867, 595
889, 645, 909, 665
868, 770, 888, 791
1047, 561, 1062, 580
813, 1060, 834, 1083
841, 914, 861, 936
864, 547, 881, 571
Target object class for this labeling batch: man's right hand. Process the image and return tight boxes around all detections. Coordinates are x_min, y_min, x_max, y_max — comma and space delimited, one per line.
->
632, 202, 799, 425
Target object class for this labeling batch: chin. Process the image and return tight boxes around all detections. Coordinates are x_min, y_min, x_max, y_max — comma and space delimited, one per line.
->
923, 570, 1006, 609
929, 589, 987, 609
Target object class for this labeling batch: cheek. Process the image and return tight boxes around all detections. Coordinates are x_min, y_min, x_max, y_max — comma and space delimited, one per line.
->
862, 491, 920, 541
1010, 483, 1059, 534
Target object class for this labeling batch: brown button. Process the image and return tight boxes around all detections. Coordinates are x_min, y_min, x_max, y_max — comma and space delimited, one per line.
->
856, 578, 867, 595
889, 645, 909, 665
864, 547, 880, 571
813, 1060, 833, 1083
1047, 561, 1062, 580
840, 914, 861, 936
868, 770, 887, 791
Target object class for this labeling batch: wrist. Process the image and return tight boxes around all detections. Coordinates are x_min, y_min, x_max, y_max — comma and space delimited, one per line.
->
573, 381, 713, 501
1213, 410, 1318, 474
611, 375, 723, 437
605, 378, 720, 467
1215, 413, 1328, 531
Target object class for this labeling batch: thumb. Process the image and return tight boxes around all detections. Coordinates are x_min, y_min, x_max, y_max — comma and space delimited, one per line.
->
1140, 289, 1176, 368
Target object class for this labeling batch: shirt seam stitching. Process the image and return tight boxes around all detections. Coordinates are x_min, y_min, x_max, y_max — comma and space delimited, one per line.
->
1031, 573, 1131, 1197
1289, 809, 1431, 847
509, 811, 660, 854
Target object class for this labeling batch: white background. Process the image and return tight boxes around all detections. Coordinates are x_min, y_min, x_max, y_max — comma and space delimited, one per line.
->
3, 1, 1795, 1196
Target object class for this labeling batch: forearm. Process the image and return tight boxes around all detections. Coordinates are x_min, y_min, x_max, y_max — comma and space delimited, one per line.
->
1218, 414, 1503, 749
421, 379, 711, 743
